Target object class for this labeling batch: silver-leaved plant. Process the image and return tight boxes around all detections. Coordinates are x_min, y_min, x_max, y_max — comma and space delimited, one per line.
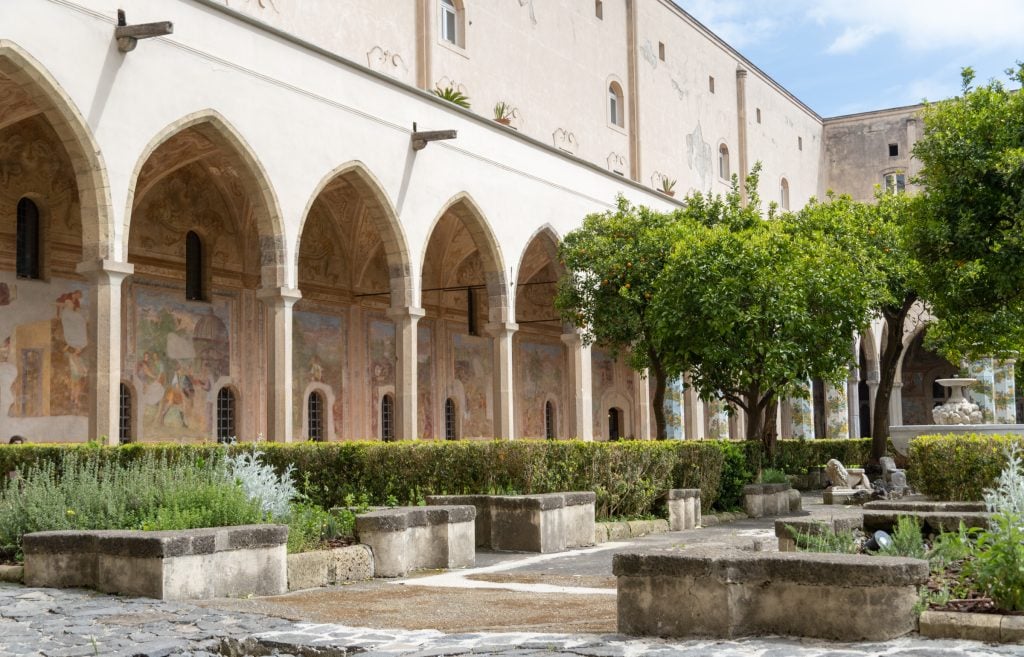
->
223, 451, 298, 519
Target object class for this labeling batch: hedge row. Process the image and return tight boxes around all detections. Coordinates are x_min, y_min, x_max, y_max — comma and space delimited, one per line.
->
909, 433, 1024, 501
0, 438, 872, 518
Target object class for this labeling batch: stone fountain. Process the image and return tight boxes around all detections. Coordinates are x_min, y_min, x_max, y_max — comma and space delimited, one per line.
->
890, 376, 1024, 456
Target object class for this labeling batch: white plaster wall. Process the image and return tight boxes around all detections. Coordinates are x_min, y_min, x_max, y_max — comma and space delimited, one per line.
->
3, 0, 674, 307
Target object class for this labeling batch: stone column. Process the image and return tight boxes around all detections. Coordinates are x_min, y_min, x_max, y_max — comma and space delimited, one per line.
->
735, 68, 749, 203
683, 374, 705, 440
258, 287, 301, 442
561, 331, 593, 441
635, 368, 652, 440
487, 321, 518, 439
994, 359, 1017, 424
706, 398, 730, 439
826, 382, 850, 439
78, 259, 133, 445
388, 306, 425, 440
966, 357, 997, 423
847, 370, 861, 438
888, 381, 904, 427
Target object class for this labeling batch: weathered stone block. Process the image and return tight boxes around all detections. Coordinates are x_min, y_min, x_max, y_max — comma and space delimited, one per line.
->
742, 483, 793, 518
355, 505, 475, 577
774, 517, 862, 552
287, 545, 373, 590
614, 548, 928, 641
667, 489, 701, 530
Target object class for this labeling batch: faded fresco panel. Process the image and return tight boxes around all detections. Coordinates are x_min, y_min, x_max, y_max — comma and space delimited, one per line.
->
367, 318, 396, 438
0, 273, 91, 440
518, 341, 563, 438
418, 322, 434, 439
591, 348, 616, 438
133, 287, 232, 441
452, 333, 492, 438
293, 309, 346, 439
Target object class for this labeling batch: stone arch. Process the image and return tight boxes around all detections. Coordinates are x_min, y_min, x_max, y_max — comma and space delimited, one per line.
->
422, 192, 508, 321
0, 40, 112, 262
123, 109, 286, 288
297, 161, 412, 305
300, 381, 335, 442
600, 390, 633, 440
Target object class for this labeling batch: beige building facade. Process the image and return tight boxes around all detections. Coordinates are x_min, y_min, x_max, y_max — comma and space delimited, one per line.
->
1, 0, 980, 446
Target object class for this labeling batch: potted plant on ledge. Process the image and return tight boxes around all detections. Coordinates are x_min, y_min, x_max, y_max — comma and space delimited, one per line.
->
493, 101, 518, 126
660, 176, 677, 197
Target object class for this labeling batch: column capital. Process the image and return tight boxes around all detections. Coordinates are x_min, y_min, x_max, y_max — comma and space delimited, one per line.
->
485, 321, 518, 337
76, 258, 133, 284
560, 330, 589, 346
257, 286, 302, 307
386, 306, 426, 321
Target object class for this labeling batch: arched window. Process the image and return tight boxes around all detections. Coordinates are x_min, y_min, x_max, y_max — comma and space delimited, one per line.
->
118, 383, 132, 444
216, 387, 236, 442
780, 178, 790, 210
718, 144, 730, 180
608, 407, 623, 440
440, 0, 464, 47
545, 401, 556, 440
185, 231, 204, 301
381, 394, 395, 442
883, 172, 906, 194
16, 198, 40, 279
444, 398, 457, 440
308, 391, 325, 441
608, 82, 624, 128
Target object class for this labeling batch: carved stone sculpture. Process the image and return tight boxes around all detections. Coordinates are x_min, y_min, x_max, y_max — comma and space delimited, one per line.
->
931, 378, 984, 425
825, 458, 871, 490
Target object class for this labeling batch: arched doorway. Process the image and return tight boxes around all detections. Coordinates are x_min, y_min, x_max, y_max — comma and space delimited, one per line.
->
421, 195, 507, 439
899, 330, 958, 425
296, 163, 410, 441
514, 228, 566, 439
124, 113, 283, 442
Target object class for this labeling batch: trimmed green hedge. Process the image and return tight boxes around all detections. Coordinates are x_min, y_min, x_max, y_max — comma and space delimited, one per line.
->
909, 433, 1024, 501
0, 438, 873, 518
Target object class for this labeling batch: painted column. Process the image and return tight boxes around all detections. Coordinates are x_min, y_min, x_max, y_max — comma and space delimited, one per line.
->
682, 374, 704, 440
965, 358, 996, 423
706, 398, 730, 439
635, 368, 652, 440
888, 381, 904, 427
78, 259, 133, 445
488, 321, 518, 439
788, 391, 815, 438
994, 359, 1017, 423
388, 306, 425, 440
664, 374, 685, 440
258, 286, 301, 442
826, 382, 850, 439
561, 331, 593, 441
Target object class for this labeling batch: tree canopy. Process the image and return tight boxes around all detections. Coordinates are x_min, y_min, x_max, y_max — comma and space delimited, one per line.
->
555, 197, 681, 439
911, 65, 1024, 362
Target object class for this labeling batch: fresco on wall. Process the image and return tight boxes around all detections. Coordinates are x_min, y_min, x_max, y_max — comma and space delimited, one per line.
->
664, 376, 684, 440
518, 341, 563, 438
418, 323, 433, 439
293, 309, 346, 439
0, 273, 91, 440
591, 349, 615, 438
133, 287, 231, 441
367, 318, 395, 438
452, 333, 492, 438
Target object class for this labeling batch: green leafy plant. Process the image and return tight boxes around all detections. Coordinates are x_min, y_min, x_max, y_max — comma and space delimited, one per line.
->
876, 515, 926, 559
759, 468, 788, 484
433, 85, 470, 108
493, 101, 517, 122
660, 176, 676, 194
787, 522, 859, 554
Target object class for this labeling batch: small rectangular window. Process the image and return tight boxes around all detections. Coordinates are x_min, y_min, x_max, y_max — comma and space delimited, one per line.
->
798, 136, 803, 151
756, 108, 762, 123
595, 0, 603, 19
888, 143, 899, 157
708, 76, 715, 93
658, 42, 665, 61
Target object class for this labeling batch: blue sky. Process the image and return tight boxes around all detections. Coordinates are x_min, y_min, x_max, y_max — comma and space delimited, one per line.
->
673, 0, 1024, 117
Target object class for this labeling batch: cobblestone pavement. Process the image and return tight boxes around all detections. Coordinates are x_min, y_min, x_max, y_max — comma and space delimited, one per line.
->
3, 583, 1023, 657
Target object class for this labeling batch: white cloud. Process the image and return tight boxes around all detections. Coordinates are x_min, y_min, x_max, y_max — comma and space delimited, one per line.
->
674, 0, 787, 49
809, 0, 1024, 54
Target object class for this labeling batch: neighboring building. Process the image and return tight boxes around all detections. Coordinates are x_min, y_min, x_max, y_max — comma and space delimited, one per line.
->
0, 0, 1013, 445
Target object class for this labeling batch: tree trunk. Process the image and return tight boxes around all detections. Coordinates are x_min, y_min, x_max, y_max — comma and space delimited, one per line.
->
870, 294, 917, 462
649, 354, 668, 440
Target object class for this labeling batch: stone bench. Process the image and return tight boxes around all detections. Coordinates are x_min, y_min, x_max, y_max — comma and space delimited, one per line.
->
354, 505, 475, 577
426, 491, 596, 553
863, 500, 986, 512
774, 516, 862, 552
23, 525, 287, 600
613, 547, 929, 641
862, 509, 991, 534
743, 483, 799, 517
667, 489, 701, 530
